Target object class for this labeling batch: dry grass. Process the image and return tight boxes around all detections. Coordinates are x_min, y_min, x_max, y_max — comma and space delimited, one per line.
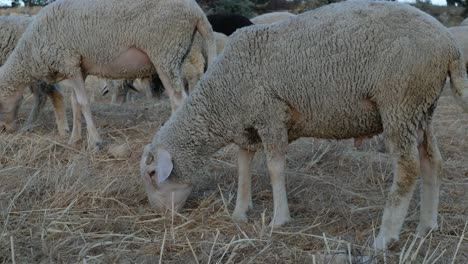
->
0, 6, 42, 16
0, 3, 466, 263
0, 81, 466, 263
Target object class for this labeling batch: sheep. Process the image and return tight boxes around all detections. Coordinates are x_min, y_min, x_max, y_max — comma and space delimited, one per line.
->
104, 31, 228, 100
134, 75, 165, 99
101, 74, 165, 104
207, 14, 253, 36
0, 15, 69, 136
140, 0, 468, 250
449, 26, 468, 70
214, 32, 229, 54
101, 79, 137, 105
182, 32, 229, 93
251, 11, 296, 25
0, 16, 31, 63
178, 13, 250, 93
0, 0, 216, 150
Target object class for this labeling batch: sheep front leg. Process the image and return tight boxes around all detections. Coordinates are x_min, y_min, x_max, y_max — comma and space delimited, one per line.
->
24, 88, 40, 131
67, 76, 103, 150
232, 147, 255, 223
266, 150, 291, 226
24, 84, 46, 131
374, 130, 419, 249
259, 125, 291, 227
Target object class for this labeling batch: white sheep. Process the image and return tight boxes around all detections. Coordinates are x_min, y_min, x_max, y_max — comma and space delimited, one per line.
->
251, 11, 296, 25
182, 32, 229, 93
449, 26, 468, 69
140, 1, 468, 250
0, 15, 69, 136
214, 32, 229, 54
106, 31, 229, 101
0, 0, 216, 149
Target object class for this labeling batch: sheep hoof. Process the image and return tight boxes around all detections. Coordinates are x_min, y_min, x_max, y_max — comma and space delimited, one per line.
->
232, 212, 248, 223
67, 137, 81, 146
416, 223, 438, 237
57, 131, 69, 139
91, 140, 106, 153
373, 234, 399, 250
57, 127, 70, 139
269, 215, 291, 227
22, 125, 33, 133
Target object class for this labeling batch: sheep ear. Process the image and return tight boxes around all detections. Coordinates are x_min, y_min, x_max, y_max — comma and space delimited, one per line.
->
157, 149, 173, 183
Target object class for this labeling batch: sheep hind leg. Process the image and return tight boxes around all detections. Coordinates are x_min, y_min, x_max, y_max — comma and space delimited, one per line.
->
374, 125, 420, 250
112, 80, 128, 105
416, 120, 442, 236
232, 148, 256, 223
48, 84, 69, 138
156, 67, 186, 112
67, 76, 103, 151
147, 41, 188, 111
68, 91, 82, 145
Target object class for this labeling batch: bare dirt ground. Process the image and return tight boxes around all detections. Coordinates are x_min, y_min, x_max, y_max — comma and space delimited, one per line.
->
0, 78, 467, 263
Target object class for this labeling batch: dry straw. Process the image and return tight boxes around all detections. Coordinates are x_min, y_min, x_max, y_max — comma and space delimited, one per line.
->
0, 30, 466, 263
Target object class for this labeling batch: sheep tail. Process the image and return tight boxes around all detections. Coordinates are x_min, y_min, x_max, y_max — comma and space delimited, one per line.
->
448, 56, 468, 113
196, 15, 216, 67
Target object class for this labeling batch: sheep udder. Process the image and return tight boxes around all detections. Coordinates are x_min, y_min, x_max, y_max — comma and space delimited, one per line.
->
81, 47, 155, 78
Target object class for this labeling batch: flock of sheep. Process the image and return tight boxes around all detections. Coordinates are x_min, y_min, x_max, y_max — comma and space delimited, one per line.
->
1, 0, 467, 251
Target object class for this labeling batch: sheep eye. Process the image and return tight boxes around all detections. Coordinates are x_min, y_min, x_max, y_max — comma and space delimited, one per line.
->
145, 152, 154, 165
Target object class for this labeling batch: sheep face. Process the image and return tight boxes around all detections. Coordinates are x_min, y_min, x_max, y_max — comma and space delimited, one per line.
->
140, 145, 192, 212
0, 93, 22, 132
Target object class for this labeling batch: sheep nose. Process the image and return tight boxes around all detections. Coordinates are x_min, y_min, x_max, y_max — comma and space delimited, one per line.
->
146, 167, 158, 188
147, 168, 156, 178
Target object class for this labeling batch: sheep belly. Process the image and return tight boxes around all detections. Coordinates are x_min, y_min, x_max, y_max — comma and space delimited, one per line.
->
81, 47, 155, 79
287, 98, 383, 141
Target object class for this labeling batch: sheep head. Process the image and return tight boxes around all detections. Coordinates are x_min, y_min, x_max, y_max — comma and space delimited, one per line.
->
140, 144, 192, 212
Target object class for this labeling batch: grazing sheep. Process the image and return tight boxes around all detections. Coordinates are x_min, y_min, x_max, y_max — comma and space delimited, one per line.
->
207, 14, 253, 36
214, 32, 229, 54
0, 15, 69, 136
135, 75, 165, 99
101, 74, 165, 104
182, 32, 229, 93
251, 11, 295, 24
140, 1, 468, 250
0, 16, 31, 63
106, 31, 228, 100
0, 0, 216, 149
449, 26, 468, 70
101, 79, 137, 105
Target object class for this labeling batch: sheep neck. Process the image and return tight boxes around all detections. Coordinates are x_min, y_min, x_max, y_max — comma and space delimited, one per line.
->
0, 45, 37, 98
158, 81, 236, 182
